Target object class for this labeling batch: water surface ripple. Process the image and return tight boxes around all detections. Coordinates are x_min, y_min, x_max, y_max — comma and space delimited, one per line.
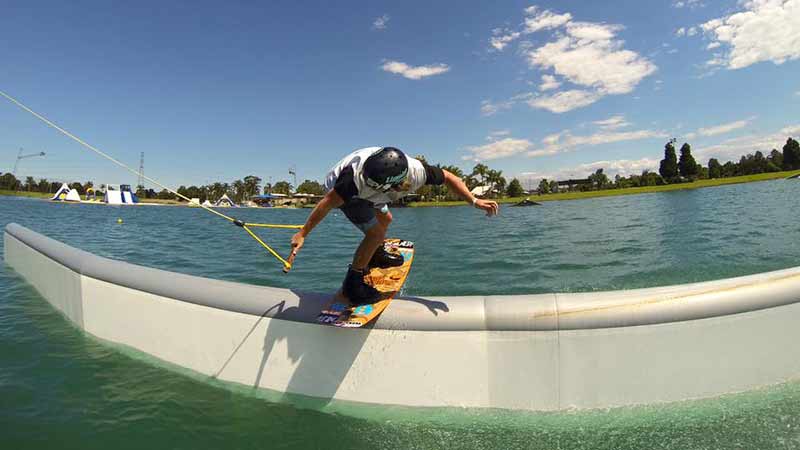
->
2, 179, 800, 449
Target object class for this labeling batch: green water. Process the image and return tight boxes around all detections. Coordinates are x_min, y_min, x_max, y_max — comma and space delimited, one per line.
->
2, 180, 800, 449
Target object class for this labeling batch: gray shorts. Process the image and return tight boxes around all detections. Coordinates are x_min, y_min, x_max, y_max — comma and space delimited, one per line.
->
340, 198, 386, 233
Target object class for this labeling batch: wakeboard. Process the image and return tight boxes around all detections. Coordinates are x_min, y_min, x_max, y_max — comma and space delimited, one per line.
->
317, 238, 414, 328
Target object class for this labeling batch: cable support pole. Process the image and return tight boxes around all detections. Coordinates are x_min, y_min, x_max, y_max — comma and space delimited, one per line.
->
12, 148, 46, 175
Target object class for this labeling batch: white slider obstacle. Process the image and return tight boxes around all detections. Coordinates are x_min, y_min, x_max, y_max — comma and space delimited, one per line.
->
5, 222, 800, 411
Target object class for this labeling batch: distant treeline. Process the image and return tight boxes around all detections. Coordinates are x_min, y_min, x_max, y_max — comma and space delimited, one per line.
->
533, 137, 800, 195
3, 137, 799, 200
0, 172, 325, 203
418, 137, 800, 199
168, 177, 324, 203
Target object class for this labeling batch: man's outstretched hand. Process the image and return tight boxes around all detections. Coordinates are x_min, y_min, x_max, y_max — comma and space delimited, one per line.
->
475, 199, 499, 216
287, 231, 305, 270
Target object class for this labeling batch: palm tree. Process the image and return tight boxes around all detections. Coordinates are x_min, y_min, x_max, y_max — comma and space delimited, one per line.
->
231, 179, 245, 203
471, 163, 489, 185
441, 165, 463, 179
25, 176, 36, 192
485, 169, 506, 198
243, 175, 262, 200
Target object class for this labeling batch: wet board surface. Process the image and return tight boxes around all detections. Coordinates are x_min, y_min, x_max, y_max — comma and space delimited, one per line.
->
317, 239, 414, 328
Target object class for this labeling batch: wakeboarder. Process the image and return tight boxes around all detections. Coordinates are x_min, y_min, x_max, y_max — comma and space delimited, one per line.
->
290, 147, 499, 304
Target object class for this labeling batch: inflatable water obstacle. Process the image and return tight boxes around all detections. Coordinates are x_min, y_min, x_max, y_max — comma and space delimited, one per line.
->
50, 183, 81, 202
6, 222, 800, 411
103, 184, 138, 205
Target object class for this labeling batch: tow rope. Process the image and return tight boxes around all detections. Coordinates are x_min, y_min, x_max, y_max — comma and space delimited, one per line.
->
0, 90, 302, 272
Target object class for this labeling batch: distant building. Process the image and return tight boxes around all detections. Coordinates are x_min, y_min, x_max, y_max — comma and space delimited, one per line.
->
556, 178, 591, 190
251, 193, 321, 207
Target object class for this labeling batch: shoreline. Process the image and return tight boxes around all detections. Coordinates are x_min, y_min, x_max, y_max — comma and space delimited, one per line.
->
3, 169, 799, 208
408, 170, 800, 208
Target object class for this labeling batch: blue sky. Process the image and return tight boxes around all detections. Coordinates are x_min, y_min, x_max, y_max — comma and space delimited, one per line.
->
1, 0, 799, 190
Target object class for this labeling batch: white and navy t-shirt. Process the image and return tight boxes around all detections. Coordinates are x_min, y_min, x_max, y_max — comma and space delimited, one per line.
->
323, 147, 445, 206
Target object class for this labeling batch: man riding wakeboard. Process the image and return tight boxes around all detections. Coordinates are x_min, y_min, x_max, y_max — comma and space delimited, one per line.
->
290, 147, 499, 305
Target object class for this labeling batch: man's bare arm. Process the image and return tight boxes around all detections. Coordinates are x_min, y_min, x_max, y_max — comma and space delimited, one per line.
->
442, 169, 499, 216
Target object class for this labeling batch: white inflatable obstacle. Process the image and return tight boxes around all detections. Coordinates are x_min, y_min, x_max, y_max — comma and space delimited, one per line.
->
50, 183, 81, 202
213, 194, 237, 207
104, 184, 138, 205
6, 222, 800, 412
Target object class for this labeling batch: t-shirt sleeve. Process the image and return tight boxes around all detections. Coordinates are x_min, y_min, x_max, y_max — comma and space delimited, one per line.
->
422, 163, 445, 186
333, 165, 359, 201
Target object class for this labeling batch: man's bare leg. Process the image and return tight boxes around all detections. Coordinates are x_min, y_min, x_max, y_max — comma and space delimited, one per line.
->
351, 210, 392, 270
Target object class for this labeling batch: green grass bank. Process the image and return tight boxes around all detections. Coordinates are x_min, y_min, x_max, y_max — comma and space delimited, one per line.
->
0, 190, 51, 199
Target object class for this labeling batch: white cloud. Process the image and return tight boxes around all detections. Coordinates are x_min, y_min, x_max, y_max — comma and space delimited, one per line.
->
707, 42, 721, 50
539, 74, 561, 91
528, 34, 657, 95
593, 115, 630, 130
781, 124, 800, 135
464, 128, 665, 162
701, 0, 800, 70
675, 26, 698, 39
480, 99, 514, 116
598, 158, 662, 176
673, 0, 704, 8
542, 132, 564, 146
486, 130, 511, 140
527, 89, 601, 113
483, 6, 655, 114
519, 157, 661, 184
527, 129, 667, 157
695, 118, 753, 137
479, 92, 534, 116
510, 92, 535, 102
463, 138, 533, 161
566, 22, 621, 42
461, 127, 666, 161
372, 14, 390, 30
695, 123, 800, 162
381, 60, 450, 80
490, 28, 521, 51
487, 7, 570, 52
523, 6, 573, 33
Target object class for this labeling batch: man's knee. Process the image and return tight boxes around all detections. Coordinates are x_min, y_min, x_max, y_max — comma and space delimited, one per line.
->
376, 210, 392, 228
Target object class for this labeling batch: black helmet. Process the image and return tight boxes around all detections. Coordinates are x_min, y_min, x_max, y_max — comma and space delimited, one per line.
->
363, 147, 408, 191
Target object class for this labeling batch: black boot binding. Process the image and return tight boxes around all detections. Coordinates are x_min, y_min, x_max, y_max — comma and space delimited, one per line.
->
369, 246, 404, 268
342, 266, 381, 305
